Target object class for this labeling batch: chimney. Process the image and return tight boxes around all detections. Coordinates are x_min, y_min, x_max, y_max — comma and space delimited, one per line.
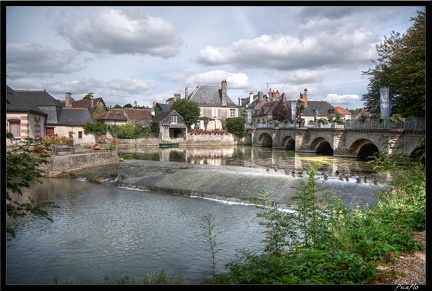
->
91, 99, 94, 108
65, 92, 72, 109
185, 87, 188, 99
174, 93, 180, 100
281, 92, 286, 104
249, 91, 253, 104
134, 101, 138, 107
221, 79, 227, 106
301, 88, 308, 106
258, 91, 263, 101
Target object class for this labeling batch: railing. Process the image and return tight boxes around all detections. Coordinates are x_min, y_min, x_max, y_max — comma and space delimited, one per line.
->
246, 118, 425, 131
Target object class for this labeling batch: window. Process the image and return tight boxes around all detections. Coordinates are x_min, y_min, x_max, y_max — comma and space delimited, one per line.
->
212, 108, 218, 118
171, 115, 178, 124
230, 109, 236, 117
78, 131, 83, 139
8, 120, 21, 139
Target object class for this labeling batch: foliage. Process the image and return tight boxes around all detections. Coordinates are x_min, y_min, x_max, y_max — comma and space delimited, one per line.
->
6, 138, 58, 237
225, 117, 246, 138
105, 139, 118, 151
205, 154, 425, 284
107, 124, 119, 138
42, 135, 71, 145
116, 123, 140, 139
83, 122, 108, 141
389, 113, 405, 123
316, 118, 328, 125
83, 92, 94, 99
361, 8, 425, 118
150, 120, 160, 137
296, 98, 306, 111
199, 214, 223, 279
101, 271, 184, 285
271, 100, 292, 122
170, 98, 200, 130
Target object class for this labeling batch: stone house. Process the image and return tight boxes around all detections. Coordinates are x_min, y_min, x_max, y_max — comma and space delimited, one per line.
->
242, 88, 344, 126
153, 110, 187, 140
185, 80, 239, 131
5, 85, 95, 146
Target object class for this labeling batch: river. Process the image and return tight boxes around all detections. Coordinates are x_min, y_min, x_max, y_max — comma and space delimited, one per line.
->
6, 145, 386, 285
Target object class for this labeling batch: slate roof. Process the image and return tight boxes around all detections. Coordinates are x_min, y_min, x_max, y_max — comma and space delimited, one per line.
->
300, 100, 343, 117
153, 110, 186, 127
6, 85, 47, 115
57, 109, 94, 126
6, 85, 94, 126
156, 103, 171, 111
187, 85, 237, 107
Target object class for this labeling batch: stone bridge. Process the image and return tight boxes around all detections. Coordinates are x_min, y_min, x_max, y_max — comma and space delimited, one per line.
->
244, 127, 425, 159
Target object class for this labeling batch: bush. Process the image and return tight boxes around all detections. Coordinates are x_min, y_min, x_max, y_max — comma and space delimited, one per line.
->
225, 117, 246, 138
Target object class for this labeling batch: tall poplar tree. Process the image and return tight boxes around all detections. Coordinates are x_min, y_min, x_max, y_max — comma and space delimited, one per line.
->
361, 8, 425, 118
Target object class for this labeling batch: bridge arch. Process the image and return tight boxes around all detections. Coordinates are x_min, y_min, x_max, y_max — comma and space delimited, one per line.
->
310, 137, 333, 155
349, 139, 380, 161
257, 132, 273, 147
243, 132, 253, 146
281, 135, 296, 151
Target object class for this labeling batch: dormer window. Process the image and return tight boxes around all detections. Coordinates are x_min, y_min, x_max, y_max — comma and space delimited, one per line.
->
171, 115, 177, 124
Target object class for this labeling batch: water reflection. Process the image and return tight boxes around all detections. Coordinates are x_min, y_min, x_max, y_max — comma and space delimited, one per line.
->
118, 145, 377, 177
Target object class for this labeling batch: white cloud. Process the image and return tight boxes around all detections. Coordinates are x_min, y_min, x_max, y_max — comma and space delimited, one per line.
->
52, 7, 183, 57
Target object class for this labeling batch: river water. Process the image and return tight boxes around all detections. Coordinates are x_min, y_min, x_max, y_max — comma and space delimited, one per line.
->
6, 145, 386, 285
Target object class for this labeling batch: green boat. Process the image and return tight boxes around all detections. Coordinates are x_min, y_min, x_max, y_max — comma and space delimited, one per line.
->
159, 142, 179, 148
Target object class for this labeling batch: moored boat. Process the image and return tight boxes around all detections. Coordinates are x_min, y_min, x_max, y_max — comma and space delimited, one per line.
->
159, 142, 179, 148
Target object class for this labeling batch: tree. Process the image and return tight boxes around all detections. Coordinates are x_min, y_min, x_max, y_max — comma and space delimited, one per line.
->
361, 8, 425, 118
6, 138, 57, 237
170, 98, 200, 130
83, 122, 108, 142
225, 117, 246, 138
272, 100, 292, 122
83, 92, 94, 100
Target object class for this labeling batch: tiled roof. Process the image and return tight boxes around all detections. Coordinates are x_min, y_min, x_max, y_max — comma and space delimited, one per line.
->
125, 108, 153, 122
334, 106, 351, 115
70, 97, 105, 110
95, 109, 127, 121
187, 85, 237, 107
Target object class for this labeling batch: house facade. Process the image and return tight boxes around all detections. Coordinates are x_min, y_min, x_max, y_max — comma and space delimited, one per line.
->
185, 80, 239, 131
153, 110, 187, 140
6, 86, 95, 146
241, 88, 344, 126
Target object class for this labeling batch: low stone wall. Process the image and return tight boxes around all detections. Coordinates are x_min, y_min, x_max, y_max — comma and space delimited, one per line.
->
43, 151, 119, 177
115, 134, 240, 148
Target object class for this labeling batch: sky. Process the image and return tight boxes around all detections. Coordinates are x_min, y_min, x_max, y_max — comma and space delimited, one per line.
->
5, 4, 425, 109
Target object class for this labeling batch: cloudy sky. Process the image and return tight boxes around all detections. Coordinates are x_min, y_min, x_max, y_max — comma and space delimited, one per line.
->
5, 4, 424, 109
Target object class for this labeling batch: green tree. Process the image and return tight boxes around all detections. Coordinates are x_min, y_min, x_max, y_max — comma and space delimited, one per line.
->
83, 122, 108, 142
170, 98, 200, 130
150, 120, 160, 137
6, 138, 57, 237
272, 100, 292, 122
361, 8, 425, 118
225, 117, 246, 138
83, 92, 94, 100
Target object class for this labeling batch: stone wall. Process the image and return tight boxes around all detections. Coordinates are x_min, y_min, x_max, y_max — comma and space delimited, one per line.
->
43, 151, 119, 177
